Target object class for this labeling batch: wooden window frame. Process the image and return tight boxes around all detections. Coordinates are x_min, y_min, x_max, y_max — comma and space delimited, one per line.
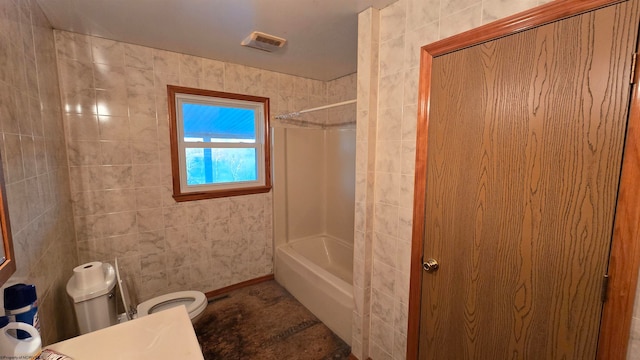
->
407, 0, 640, 359
168, 85, 272, 202
0, 153, 15, 286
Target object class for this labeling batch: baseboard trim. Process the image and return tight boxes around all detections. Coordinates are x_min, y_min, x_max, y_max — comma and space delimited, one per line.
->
204, 274, 275, 299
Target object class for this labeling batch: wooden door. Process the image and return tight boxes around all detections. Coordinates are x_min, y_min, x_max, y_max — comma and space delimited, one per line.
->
417, 1, 640, 358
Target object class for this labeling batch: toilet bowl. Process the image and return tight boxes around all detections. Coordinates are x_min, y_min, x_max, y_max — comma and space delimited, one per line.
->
115, 258, 207, 322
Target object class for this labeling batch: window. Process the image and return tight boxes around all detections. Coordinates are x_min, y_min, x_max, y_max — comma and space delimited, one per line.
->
168, 86, 271, 201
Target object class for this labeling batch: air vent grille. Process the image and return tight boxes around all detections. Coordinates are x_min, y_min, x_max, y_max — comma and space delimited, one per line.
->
255, 35, 283, 47
241, 31, 287, 52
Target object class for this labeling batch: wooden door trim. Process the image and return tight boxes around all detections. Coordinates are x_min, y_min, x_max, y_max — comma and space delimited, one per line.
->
597, 32, 640, 360
421, 0, 626, 58
407, 0, 639, 359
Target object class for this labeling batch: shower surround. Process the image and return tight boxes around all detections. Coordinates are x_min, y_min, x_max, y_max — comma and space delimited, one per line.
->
272, 77, 357, 345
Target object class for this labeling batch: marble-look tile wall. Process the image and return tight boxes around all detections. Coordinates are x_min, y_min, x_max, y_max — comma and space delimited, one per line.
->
353, 7, 380, 360
354, 0, 568, 359
54, 31, 344, 303
0, 0, 77, 345
327, 74, 357, 127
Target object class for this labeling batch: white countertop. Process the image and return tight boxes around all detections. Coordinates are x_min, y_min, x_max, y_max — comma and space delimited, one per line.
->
46, 306, 204, 360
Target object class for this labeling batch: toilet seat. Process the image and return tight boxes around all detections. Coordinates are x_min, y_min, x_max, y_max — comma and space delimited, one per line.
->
114, 258, 207, 321
137, 291, 207, 320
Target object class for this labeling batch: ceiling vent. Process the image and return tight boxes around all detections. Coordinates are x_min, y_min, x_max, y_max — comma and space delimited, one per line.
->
241, 31, 287, 52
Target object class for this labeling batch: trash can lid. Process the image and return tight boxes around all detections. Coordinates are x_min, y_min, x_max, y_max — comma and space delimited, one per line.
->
4, 284, 36, 310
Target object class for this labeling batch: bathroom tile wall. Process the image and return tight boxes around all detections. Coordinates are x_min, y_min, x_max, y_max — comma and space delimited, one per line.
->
0, 0, 77, 345
327, 74, 357, 127
354, 0, 578, 359
271, 72, 355, 128
353, 7, 379, 360
54, 31, 342, 303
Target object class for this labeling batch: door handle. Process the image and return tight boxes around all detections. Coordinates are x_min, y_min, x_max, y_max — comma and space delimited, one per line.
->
423, 258, 439, 273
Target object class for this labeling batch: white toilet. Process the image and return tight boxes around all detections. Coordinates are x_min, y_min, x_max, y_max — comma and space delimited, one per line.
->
67, 259, 208, 334
114, 258, 207, 323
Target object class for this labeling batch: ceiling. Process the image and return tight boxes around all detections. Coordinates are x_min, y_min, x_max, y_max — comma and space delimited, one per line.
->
36, 0, 398, 81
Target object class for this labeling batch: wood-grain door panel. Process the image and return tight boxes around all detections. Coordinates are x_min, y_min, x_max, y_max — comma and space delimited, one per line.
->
419, 1, 640, 358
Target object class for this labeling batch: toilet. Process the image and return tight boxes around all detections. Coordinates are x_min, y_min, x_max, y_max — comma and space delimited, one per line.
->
114, 258, 207, 323
67, 259, 207, 334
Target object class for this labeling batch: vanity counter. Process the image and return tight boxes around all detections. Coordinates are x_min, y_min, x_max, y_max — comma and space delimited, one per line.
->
46, 306, 204, 359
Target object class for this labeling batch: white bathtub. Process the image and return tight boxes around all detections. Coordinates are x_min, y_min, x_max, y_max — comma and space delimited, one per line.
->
275, 235, 353, 345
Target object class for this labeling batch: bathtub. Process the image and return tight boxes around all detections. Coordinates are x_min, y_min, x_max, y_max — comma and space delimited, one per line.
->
275, 235, 353, 345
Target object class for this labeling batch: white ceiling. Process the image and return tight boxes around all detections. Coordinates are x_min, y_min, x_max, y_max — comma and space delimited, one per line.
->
36, 0, 398, 81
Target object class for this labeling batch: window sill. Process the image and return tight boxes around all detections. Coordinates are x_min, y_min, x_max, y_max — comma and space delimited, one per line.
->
172, 185, 272, 202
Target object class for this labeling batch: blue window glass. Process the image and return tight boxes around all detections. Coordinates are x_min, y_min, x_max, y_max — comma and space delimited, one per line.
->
182, 103, 256, 143
185, 148, 258, 185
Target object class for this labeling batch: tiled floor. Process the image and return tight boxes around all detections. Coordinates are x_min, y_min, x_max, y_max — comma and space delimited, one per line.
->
193, 280, 351, 360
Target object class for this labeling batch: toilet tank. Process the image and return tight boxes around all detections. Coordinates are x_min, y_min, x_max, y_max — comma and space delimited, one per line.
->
66, 262, 117, 334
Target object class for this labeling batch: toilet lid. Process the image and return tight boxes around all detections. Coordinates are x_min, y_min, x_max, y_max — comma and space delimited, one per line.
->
137, 291, 207, 319
114, 258, 137, 320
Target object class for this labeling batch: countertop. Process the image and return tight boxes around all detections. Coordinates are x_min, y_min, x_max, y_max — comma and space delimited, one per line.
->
46, 306, 204, 359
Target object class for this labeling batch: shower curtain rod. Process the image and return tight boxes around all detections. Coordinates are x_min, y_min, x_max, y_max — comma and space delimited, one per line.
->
274, 99, 356, 120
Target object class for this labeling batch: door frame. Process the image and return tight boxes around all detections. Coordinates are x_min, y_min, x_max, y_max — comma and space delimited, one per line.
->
407, 0, 640, 359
